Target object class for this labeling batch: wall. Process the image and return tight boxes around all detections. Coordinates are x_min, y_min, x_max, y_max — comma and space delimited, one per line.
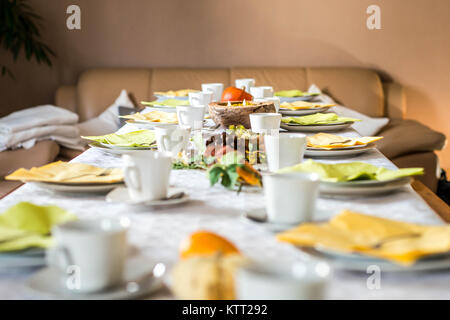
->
0, 0, 449, 169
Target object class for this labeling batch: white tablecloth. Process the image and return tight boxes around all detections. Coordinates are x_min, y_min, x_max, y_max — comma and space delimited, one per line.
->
0, 128, 448, 300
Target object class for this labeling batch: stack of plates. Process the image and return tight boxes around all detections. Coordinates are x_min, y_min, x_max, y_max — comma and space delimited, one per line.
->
280, 121, 354, 132
279, 106, 331, 116
89, 142, 157, 155
0, 248, 46, 269
299, 246, 450, 272
319, 177, 412, 198
278, 95, 318, 103
28, 181, 124, 193
126, 120, 178, 129
305, 143, 376, 157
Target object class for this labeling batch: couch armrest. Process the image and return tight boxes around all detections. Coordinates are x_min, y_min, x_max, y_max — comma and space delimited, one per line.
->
377, 119, 446, 159
55, 85, 77, 113
0, 141, 60, 178
383, 82, 406, 119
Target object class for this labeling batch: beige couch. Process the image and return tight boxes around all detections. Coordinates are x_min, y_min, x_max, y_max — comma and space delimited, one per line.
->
1, 67, 446, 197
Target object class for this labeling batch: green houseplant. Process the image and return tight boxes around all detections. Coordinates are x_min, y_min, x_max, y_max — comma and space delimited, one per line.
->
0, 0, 55, 78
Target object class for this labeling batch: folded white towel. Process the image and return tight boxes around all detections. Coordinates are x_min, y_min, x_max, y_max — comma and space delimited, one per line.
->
0, 124, 82, 152
308, 84, 389, 136
0, 105, 78, 135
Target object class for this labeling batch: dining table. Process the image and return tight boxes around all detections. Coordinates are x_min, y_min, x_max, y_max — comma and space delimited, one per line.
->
0, 124, 449, 300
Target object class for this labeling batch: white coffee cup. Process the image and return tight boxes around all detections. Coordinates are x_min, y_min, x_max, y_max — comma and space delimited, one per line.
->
249, 113, 281, 134
255, 96, 281, 113
235, 78, 255, 92
155, 125, 190, 156
263, 172, 320, 224
201, 83, 224, 102
236, 259, 330, 300
48, 217, 129, 293
189, 91, 213, 106
176, 105, 205, 131
250, 86, 274, 99
122, 151, 172, 201
264, 133, 307, 172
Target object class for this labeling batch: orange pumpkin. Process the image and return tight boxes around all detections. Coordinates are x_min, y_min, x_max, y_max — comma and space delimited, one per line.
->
221, 87, 253, 102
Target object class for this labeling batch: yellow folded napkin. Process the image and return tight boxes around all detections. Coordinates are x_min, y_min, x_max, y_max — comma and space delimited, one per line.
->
281, 113, 360, 125
277, 159, 423, 182
0, 202, 76, 252
153, 89, 198, 97
141, 99, 190, 107
6, 161, 123, 184
275, 90, 320, 98
280, 101, 335, 110
277, 210, 450, 265
82, 130, 156, 148
307, 133, 383, 149
121, 110, 178, 124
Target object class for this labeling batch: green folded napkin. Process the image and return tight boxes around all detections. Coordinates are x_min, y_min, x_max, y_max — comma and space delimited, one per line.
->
82, 130, 156, 148
141, 99, 190, 107
275, 90, 319, 97
0, 202, 76, 252
277, 159, 424, 182
281, 113, 360, 125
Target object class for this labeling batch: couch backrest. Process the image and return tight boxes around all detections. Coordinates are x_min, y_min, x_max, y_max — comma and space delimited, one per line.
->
71, 67, 385, 121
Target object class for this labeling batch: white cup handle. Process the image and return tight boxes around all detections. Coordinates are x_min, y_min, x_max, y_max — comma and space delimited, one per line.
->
47, 246, 73, 271
123, 161, 142, 192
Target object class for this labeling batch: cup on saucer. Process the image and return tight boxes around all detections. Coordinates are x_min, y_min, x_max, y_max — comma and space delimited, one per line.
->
235, 78, 255, 92
236, 259, 330, 300
122, 151, 172, 202
263, 172, 320, 224
176, 105, 205, 131
264, 133, 307, 172
188, 91, 213, 106
250, 86, 274, 99
249, 113, 281, 134
48, 217, 129, 293
201, 83, 224, 102
155, 125, 190, 156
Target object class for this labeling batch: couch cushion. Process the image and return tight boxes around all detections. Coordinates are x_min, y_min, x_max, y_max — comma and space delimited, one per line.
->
77, 68, 151, 121
0, 140, 60, 177
306, 67, 384, 117
377, 119, 446, 159
231, 67, 307, 92
151, 68, 230, 97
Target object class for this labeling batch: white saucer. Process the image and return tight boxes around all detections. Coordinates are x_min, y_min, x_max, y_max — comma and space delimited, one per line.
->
106, 187, 190, 206
241, 208, 328, 232
280, 122, 353, 132
25, 256, 165, 300
29, 181, 124, 194
279, 106, 330, 116
305, 145, 376, 157
99, 143, 156, 150
126, 120, 179, 129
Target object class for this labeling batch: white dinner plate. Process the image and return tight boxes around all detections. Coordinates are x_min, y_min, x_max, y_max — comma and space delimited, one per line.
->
305, 145, 376, 157
89, 142, 155, 155
0, 248, 46, 269
299, 247, 450, 273
153, 94, 189, 101
280, 122, 354, 132
278, 95, 318, 103
126, 120, 179, 128
25, 256, 165, 300
106, 187, 190, 207
279, 106, 331, 116
29, 181, 124, 194
319, 177, 412, 198
99, 143, 156, 151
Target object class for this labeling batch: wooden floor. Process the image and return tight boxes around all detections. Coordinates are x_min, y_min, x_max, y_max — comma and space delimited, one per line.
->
412, 179, 450, 223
